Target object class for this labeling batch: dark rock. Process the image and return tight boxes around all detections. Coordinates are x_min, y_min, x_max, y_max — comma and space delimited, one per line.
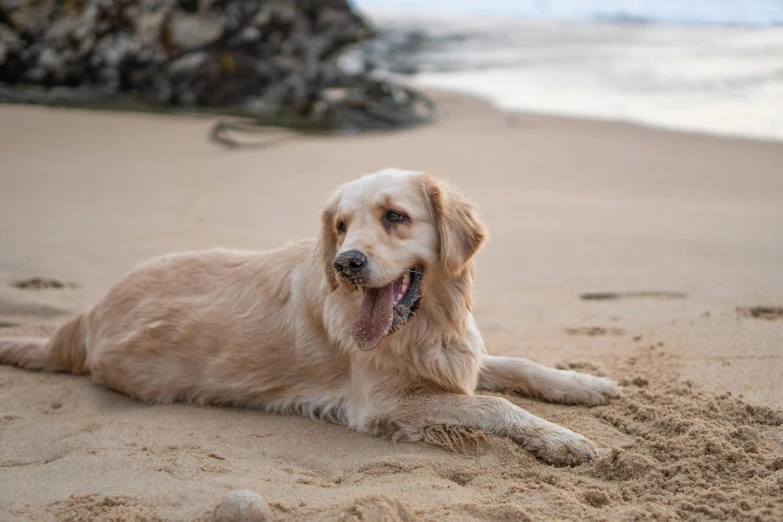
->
0, 0, 435, 136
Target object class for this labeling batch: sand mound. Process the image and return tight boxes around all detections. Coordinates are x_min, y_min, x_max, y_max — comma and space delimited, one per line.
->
335, 496, 413, 522
590, 382, 782, 520
308, 348, 781, 521
246, 361, 783, 521
50, 494, 163, 522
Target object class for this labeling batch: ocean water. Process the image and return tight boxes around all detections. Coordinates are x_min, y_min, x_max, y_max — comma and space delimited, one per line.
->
354, 1, 783, 27
352, 1, 783, 141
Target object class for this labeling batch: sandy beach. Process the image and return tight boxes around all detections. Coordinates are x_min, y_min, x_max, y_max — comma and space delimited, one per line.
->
1, 92, 782, 521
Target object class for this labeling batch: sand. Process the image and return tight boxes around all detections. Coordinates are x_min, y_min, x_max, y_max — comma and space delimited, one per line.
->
0, 92, 782, 521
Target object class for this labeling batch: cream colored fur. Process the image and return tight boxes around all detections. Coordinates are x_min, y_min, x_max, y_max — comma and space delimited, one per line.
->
0, 169, 617, 465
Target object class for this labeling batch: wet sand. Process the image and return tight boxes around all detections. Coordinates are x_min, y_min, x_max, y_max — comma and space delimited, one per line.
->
1, 92, 782, 521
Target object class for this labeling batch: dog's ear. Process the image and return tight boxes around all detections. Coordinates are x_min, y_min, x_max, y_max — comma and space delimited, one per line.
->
424, 174, 487, 276
319, 192, 340, 291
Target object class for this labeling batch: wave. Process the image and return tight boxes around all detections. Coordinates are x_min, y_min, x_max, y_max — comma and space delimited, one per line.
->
352, 0, 783, 27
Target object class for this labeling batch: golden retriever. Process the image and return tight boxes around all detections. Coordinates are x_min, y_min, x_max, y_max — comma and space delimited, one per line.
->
0, 169, 617, 465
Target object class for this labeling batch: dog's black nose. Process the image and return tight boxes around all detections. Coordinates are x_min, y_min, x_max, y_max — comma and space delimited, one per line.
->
333, 250, 368, 275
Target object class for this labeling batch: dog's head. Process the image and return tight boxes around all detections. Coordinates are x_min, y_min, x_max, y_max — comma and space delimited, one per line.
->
319, 169, 487, 351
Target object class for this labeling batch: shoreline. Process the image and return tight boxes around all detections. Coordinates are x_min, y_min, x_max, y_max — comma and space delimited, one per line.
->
6, 82, 783, 147
414, 79, 783, 144
361, 12, 783, 143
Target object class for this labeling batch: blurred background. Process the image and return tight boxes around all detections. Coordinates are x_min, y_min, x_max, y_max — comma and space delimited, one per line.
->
3, 0, 782, 139
354, 0, 783, 140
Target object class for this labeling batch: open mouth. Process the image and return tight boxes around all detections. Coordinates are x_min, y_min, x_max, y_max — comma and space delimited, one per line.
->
350, 266, 424, 351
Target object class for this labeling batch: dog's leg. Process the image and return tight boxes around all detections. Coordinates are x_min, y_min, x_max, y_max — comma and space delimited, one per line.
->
477, 355, 618, 405
384, 393, 597, 465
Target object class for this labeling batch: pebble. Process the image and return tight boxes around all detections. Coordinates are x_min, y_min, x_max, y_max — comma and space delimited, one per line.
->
213, 490, 271, 522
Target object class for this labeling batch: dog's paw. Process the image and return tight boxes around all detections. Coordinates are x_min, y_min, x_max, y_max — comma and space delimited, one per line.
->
546, 372, 620, 406
520, 423, 598, 466
571, 373, 620, 405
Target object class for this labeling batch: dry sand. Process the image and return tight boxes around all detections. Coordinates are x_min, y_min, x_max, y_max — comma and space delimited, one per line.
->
0, 92, 782, 521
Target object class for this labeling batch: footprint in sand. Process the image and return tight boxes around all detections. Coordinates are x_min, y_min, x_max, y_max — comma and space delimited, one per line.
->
12, 277, 77, 290
0, 321, 21, 328
438, 468, 475, 486
737, 306, 783, 320
565, 326, 626, 336
580, 291, 686, 301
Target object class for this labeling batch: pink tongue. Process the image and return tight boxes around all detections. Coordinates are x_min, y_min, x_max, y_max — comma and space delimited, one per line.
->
351, 284, 396, 351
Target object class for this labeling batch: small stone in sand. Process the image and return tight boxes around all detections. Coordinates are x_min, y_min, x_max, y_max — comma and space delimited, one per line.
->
213, 490, 271, 522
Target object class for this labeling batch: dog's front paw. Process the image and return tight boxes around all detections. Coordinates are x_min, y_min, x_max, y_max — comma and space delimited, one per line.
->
519, 422, 598, 466
551, 372, 620, 406
573, 373, 620, 405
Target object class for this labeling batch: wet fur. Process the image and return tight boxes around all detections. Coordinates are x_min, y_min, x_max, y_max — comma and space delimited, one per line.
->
0, 169, 617, 465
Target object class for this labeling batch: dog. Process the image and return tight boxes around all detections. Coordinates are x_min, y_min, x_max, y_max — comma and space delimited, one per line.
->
0, 169, 617, 465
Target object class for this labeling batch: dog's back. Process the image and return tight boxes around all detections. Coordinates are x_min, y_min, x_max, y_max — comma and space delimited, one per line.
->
0, 242, 349, 417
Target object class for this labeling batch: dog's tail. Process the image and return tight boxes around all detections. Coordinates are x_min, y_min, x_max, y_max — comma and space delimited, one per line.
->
0, 314, 89, 374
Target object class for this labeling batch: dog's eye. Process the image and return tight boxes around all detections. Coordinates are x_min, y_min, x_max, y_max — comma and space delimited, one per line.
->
386, 211, 407, 223
337, 222, 347, 233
